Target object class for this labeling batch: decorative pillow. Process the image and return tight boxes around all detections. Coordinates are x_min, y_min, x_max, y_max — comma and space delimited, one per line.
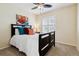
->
24, 22, 29, 25
17, 19, 26, 24
17, 27, 25, 35
24, 25, 31, 29
24, 28, 29, 34
28, 28, 34, 35
17, 16, 26, 24
16, 15, 28, 24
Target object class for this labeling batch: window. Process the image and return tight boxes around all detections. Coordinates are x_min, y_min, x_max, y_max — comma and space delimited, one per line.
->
41, 16, 56, 33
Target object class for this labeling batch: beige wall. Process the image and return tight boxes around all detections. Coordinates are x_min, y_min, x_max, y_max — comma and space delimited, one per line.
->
77, 4, 79, 51
0, 4, 36, 48
36, 4, 77, 46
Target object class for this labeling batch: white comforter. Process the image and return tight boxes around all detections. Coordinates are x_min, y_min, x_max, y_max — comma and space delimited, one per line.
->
10, 34, 39, 56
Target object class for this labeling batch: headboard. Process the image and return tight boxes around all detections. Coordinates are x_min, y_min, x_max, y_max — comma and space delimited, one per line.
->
11, 24, 32, 37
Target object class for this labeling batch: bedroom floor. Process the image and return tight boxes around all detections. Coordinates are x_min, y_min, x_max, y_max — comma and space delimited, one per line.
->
0, 43, 79, 56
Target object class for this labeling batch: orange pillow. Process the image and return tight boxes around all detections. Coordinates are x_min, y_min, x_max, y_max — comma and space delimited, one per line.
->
28, 29, 34, 35
17, 15, 28, 24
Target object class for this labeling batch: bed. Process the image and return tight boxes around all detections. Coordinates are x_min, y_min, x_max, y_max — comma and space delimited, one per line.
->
10, 24, 55, 56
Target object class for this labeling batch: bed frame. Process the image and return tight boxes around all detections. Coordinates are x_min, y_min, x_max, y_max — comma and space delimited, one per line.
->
11, 24, 55, 56
39, 32, 55, 56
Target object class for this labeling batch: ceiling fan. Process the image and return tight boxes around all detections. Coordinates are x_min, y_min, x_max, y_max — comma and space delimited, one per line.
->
32, 3, 52, 10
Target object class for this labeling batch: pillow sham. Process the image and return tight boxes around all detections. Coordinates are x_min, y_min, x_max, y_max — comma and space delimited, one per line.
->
17, 27, 25, 35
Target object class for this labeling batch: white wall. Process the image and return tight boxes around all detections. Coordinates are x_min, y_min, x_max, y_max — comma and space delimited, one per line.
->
0, 4, 36, 48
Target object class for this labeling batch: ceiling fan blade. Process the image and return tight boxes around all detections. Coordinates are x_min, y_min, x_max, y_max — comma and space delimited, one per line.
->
33, 3, 45, 5
32, 6, 38, 10
43, 4, 52, 8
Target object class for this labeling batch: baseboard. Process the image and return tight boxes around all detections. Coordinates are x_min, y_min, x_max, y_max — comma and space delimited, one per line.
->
0, 45, 10, 50
56, 41, 76, 47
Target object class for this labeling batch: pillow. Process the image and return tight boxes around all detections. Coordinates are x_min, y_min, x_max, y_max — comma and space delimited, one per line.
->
24, 22, 29, 25
15, 29, 19, 35
13, 26, 22, 35
17, 27, 25, 35
28, 28, 34, 35
17, 19, 26, 24
24, 25, 31, 29
16, 15, 28, 25
24, 28, 29, 34
24, 28, 34, 35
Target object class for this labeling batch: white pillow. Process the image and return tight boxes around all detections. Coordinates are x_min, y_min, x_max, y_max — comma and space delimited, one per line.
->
15, 29, 19, 35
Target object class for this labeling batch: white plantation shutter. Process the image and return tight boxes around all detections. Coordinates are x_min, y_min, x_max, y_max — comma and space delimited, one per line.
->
41, 16, 56, 33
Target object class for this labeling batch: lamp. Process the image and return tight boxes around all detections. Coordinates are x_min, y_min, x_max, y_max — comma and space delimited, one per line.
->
33, 24, 40, 33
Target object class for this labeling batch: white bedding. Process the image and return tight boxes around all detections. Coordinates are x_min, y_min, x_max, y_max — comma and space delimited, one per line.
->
10, 34, 39, 56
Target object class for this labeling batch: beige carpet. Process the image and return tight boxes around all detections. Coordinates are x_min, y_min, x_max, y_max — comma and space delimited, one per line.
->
0, 43, 79, 56
46, 43, 79, 56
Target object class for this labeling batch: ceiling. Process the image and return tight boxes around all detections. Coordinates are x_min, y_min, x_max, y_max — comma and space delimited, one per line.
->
10, 3, 74, 15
